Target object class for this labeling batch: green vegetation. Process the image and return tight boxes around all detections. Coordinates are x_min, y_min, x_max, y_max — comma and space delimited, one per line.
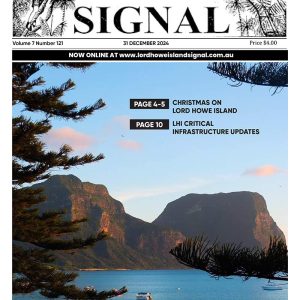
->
170, 236, 288, 281
208, 62, 288, 93
13, 63, 127, 299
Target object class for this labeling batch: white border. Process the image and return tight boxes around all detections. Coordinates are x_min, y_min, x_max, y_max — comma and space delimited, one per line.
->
5, 0, 295, 299
1, 0, 12, 299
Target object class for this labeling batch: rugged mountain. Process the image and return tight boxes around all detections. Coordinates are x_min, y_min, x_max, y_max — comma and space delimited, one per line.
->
32, 176, 285, 269
153, 192, 285, 248
33, 175, 185, 269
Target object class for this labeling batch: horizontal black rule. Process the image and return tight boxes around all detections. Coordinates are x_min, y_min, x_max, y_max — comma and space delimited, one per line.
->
130, 119, 169, 130
130, 99, 169, 109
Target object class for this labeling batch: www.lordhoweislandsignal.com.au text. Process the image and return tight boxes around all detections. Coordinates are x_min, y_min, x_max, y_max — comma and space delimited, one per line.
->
68, 51, 234, 60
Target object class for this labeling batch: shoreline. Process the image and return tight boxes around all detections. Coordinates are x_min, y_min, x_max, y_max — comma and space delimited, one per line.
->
79, 268, 131, 271
77, 268, 191, 272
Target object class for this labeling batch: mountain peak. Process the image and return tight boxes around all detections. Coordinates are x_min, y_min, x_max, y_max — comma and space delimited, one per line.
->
46, 174, 82, 185
32, 176, 285, 269
43, 175, 110, 195
32, 175, 184, 269
153, 191, 284, 248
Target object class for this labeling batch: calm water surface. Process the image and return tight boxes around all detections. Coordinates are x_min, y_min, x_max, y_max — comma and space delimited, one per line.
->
13, 269, 288, 300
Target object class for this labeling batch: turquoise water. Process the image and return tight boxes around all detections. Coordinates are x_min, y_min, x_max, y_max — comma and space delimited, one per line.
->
13, 270, 287, 300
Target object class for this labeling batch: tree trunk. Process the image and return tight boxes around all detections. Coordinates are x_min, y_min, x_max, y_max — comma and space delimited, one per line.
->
62, 6, 66, 23
22, 0, 50, 36
245, 0, 268, 36
238, 9, 243, 36
262, 5, 279, 35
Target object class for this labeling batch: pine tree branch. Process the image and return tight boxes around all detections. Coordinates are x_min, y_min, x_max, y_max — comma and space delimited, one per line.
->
13, 246, 128, 298
12, 63, 127, 298
170, 236, 288, 281
30, 232, 108, 250
15, 79, 106, 119
13, 151, 104, 185
49, 62, 95, 70
208, 62, 288, 89
13, 63, 105, 120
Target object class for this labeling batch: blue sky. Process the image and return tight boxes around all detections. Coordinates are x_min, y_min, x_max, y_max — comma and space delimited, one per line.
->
19, 62, 288, 238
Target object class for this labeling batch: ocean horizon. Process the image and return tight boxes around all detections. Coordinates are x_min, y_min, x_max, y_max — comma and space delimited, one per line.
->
13, 269, 288, 300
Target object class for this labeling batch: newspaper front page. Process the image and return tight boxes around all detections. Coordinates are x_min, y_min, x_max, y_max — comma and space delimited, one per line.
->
10, 0, 288, 299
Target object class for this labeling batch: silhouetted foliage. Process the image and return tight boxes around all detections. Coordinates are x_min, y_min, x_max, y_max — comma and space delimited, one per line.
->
208, 62, 288, 93
170, 236, 288, 281
13, 63, 127, 299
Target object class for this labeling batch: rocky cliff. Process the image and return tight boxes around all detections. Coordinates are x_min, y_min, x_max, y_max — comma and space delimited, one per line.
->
33, 176, 285, 269
33, 175, 185, 269
153, 192, 285, 248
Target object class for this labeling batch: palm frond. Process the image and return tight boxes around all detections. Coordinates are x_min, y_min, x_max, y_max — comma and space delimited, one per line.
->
40, 19, 51, 36
52, 22, 66, 36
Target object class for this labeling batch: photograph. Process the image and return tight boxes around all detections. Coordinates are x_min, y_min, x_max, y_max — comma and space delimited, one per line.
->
12, 61, 288, 299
